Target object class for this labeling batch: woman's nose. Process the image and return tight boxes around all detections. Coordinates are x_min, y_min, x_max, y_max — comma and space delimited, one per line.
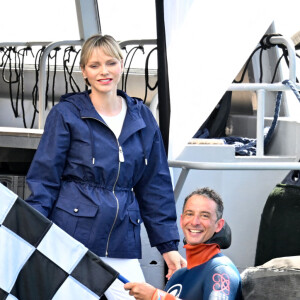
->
100, 65, 109, 75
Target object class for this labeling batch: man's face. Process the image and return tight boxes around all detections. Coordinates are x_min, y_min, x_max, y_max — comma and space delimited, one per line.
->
180, 195, 224, 245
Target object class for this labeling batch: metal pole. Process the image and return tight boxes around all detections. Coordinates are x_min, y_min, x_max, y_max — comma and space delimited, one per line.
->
169, 160, 300, 170
256, 89, 265, 156
270, 36, 296, 82
173, 168, 189, 202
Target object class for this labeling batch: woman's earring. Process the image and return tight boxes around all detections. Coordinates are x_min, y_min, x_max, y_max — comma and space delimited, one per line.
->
84, 77, 90, 86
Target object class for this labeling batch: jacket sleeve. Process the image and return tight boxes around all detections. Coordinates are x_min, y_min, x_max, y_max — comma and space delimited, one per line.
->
134, 127, 180, 250
203, 265, 242, 300
26, 107, 70, 217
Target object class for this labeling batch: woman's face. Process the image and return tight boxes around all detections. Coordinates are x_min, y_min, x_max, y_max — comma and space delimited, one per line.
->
81, 46, 123, 96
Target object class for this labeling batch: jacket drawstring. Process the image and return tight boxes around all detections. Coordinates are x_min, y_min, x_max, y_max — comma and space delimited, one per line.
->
139, 131, 148, 166
86, 120, 96, 165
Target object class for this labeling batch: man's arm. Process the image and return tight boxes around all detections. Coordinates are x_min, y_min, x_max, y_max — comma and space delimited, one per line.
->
124, 283, 178, 300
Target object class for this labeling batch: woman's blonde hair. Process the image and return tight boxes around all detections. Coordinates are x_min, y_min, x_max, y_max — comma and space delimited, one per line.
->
80, 34, 123, 68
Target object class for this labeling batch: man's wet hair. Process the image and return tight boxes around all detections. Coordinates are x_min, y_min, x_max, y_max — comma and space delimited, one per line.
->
182, 187, 224, 220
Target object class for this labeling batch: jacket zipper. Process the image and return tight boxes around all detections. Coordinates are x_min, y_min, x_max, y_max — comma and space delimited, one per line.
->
82, 116, 124, 256
105, 139, 124, 256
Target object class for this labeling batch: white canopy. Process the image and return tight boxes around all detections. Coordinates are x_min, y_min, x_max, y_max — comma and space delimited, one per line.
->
164, 0, 297, 159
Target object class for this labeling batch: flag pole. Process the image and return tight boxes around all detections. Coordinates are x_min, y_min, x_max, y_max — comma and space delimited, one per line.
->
118, 274, 129, 284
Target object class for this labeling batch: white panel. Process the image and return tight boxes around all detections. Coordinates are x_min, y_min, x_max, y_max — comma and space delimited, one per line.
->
0, 183, 18, 224
164, 0, 291, 159
52, 276, 99, 300
0, 0, 79, 41
37, 223, 88, 273
6, 295, 18, 300
0, 226, 35, 292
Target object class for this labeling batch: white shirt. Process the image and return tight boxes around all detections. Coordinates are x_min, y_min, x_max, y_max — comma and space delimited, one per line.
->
99, 97, 127, 138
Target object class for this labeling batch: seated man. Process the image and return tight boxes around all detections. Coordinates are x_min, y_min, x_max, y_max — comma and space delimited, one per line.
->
124, 187, 242, 300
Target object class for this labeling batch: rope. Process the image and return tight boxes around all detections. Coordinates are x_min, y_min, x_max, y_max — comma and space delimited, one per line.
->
30, 46, 45, 128
222, 79, 300, 156
45, 47, 60, 109
1, 47, 20, 117
17, 46, 34, 128
0, 45, 85, 128
63, 46, 81, 94
234, 34, 284, 84
233, 46, 262, 83
121, 45, 144, 92
282, 79, 300, 102
263, 90, 282, 146
143, 47, 158, 103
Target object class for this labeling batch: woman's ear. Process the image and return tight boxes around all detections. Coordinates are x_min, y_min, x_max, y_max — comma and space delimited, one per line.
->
81, 66, 90, 86
121, 59, 124, 73
81, 66, 86, 78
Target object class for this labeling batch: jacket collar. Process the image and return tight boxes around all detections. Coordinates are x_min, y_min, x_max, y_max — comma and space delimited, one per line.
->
63, 90, 146, 142
117, 90, 146, 144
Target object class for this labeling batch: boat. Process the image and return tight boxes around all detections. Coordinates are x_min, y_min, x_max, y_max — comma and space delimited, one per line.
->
1, 0, 300, 297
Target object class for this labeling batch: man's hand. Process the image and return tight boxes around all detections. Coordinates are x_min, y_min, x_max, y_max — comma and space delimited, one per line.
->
163, 251, 187, 280
124, 282, 156, 300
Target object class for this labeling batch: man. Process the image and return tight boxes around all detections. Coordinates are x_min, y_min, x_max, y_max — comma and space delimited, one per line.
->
124, 187, 242, 300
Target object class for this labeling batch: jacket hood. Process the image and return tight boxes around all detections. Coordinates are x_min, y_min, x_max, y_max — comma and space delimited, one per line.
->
59, 89, 144, 117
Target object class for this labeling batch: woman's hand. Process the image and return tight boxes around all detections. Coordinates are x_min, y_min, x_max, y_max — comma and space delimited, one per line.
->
163, 251, 187, 280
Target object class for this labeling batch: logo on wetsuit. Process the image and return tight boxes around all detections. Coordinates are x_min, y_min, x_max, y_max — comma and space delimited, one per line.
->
166, 284, 182, 297
212, 273, 230, 296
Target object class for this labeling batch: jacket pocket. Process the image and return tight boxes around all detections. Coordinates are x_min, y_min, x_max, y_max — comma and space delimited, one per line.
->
128, 210, 143, 250
50, 197, 98, 246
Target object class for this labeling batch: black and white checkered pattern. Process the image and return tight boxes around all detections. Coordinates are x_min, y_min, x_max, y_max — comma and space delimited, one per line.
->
0, 183, 119, 300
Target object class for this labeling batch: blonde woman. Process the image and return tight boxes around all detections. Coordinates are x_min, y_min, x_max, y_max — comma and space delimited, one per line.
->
26, 34, 186, 299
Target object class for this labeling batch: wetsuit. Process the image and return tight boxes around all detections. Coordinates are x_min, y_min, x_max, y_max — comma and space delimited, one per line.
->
151, 230, 242, 300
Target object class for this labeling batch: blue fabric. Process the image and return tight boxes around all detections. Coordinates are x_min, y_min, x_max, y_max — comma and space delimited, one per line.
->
156, 240, 179, 254
165, 253, 242, 300
26, 90, 179, 259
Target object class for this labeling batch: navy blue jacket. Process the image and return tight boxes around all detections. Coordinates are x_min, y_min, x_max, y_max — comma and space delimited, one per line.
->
26, 90, 179, 258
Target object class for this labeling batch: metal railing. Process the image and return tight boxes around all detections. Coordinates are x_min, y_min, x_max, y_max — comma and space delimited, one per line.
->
0, 40, 84, 130
119, 39, 157, 48
0, 39, 157, 129
168, 35, 300, 201
38, 40, 83, 128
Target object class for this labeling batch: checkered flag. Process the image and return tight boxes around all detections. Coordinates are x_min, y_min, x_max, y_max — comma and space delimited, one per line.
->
0, 183, 121, 300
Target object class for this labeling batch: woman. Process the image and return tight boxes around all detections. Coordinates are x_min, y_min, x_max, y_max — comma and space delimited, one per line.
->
26, 34, 186, 299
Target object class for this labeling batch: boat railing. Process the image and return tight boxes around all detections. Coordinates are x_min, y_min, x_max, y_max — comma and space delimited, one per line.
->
169, 160, 300, 201
119, 39, 157, 48
0, 40, 83, 131
38, 39, 157, 128
0, 39, 157, 132
38, 40, 83, 128
168, 35, 300, 201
